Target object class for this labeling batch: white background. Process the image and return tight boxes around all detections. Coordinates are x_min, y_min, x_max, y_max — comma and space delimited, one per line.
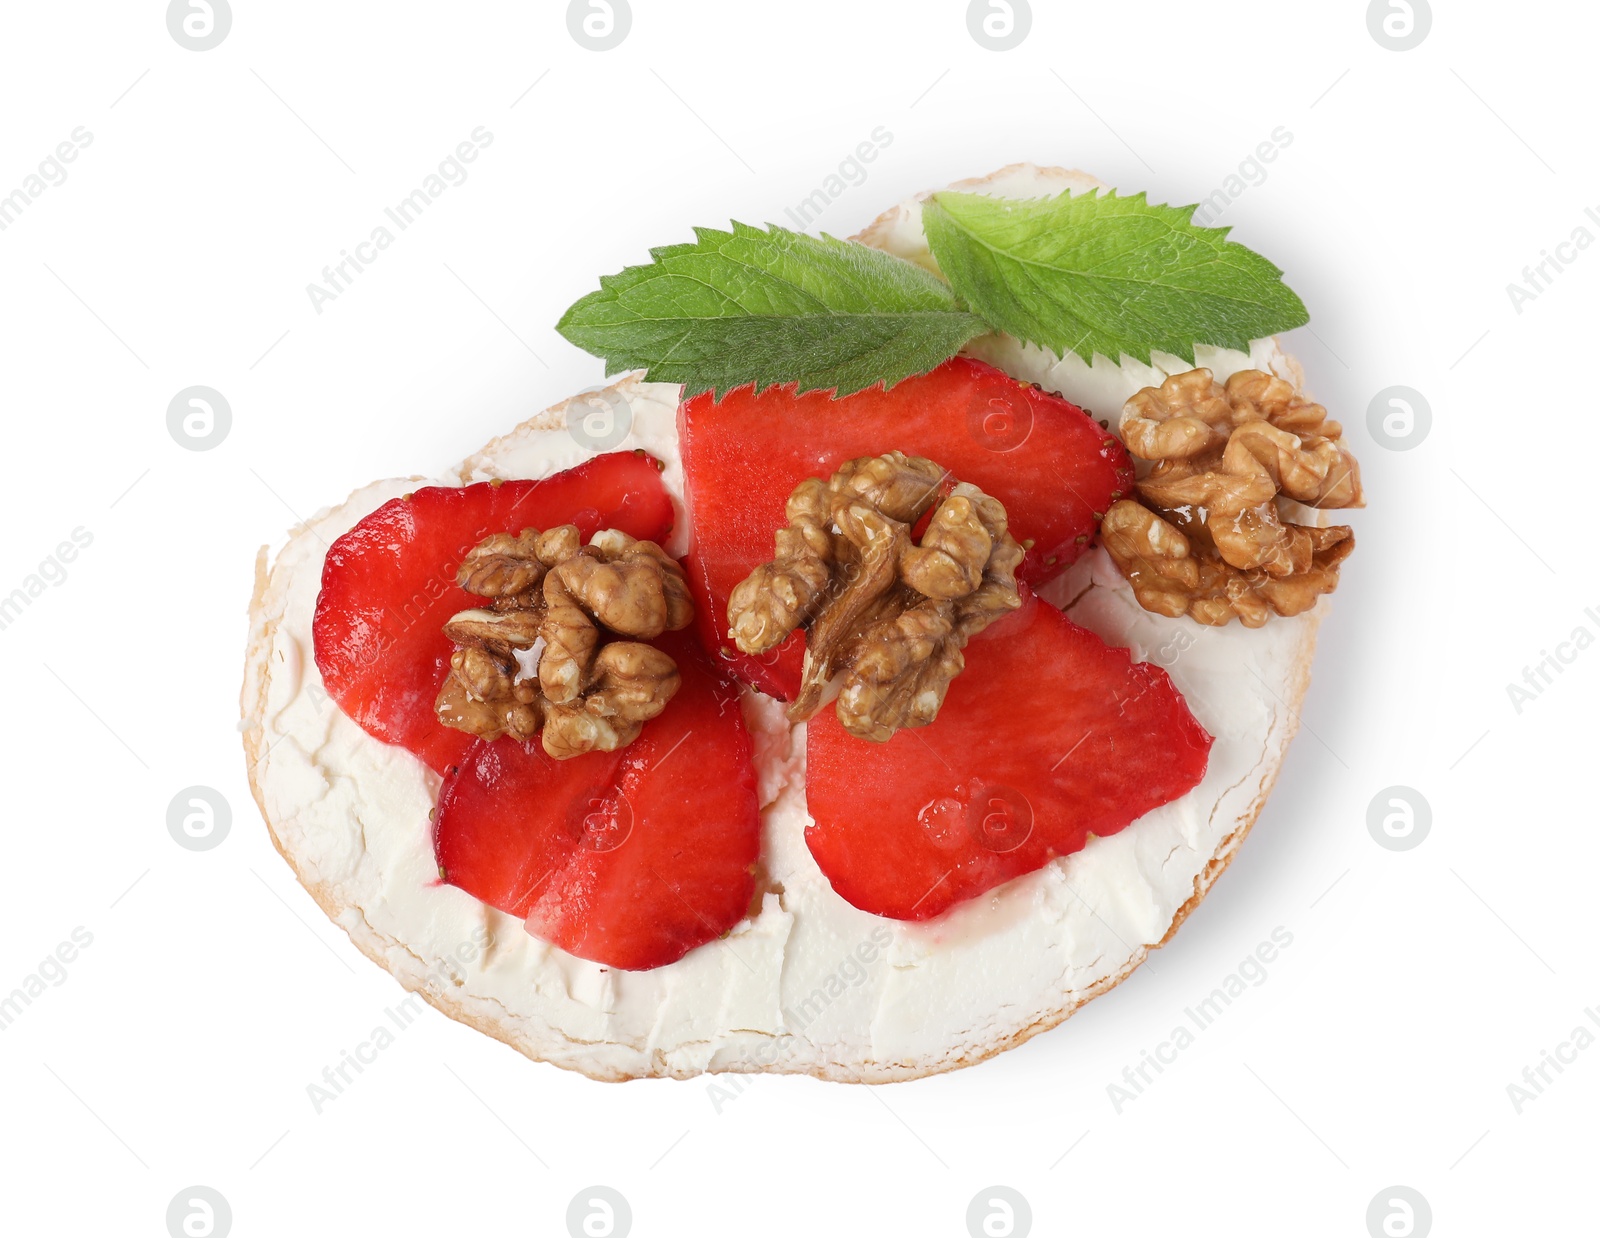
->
1, 1, 1593, 1235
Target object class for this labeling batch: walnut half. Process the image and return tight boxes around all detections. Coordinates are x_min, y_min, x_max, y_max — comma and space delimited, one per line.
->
1101, 500, 1354, 628
1105, 368, 1362, 626
434, 525, 693, 759
728, 452, 1024, 743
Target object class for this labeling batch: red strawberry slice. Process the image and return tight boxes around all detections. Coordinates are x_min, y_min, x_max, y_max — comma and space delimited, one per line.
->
804, 592, 1212, 921
313, 452, 675, 775
678, 357, 1134, 699
433, 633, 760, 970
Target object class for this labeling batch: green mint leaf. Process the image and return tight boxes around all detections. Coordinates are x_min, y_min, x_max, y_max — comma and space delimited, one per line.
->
556, 222, 990, 399
922, 190, 1309, 366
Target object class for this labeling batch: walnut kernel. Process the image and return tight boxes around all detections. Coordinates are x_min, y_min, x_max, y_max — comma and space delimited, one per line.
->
1104, 368, 1362, 626
728, 453, 1023, 743
434, 525, 693, 759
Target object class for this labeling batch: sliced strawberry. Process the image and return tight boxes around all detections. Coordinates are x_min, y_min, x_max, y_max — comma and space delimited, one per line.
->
678, 357, 1134, 699
804, 592, 1212, 921
313, 452, 675, 774
433, 633, 760, 970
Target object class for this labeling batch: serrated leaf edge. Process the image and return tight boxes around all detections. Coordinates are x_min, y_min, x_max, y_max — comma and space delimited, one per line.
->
924, 188, 1309, 369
